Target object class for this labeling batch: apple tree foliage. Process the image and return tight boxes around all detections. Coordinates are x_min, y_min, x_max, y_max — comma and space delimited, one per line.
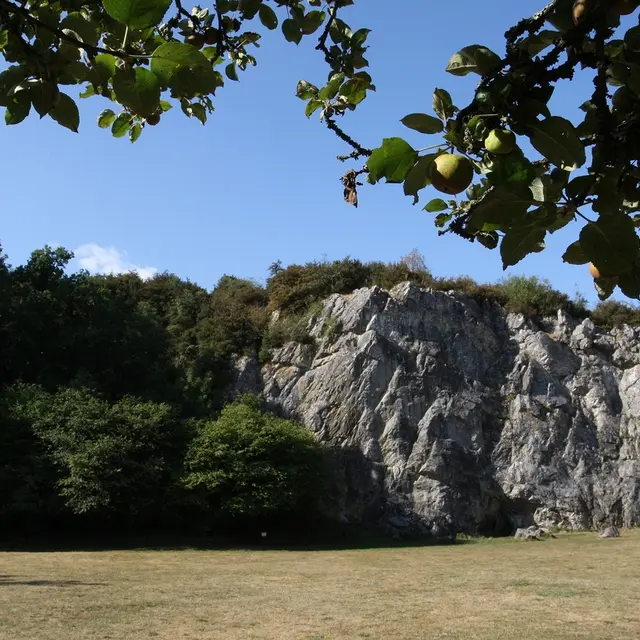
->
1, 0, 640, 300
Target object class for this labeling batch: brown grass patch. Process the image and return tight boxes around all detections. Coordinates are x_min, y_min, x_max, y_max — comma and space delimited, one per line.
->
1, 531, 639, 639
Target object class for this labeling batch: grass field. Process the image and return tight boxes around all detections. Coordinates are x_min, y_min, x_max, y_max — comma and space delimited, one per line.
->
1, 531, 639, 640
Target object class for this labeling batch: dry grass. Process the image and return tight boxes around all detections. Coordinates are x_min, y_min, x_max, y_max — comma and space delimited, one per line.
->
1, 531, 640, 640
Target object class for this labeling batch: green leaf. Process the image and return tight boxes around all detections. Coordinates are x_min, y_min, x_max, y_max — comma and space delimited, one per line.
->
501, 227, 546, 268
282, 19, 302, 44
159, 100, 172, 112
424, 198, 448, 213
580, 214, 640, 276
566, 175, 596, 200
608, 63, 629, 87
113, 67, 160, 117
562, 241, 588, 265
527, 117, 585, 170
484, 151, 535, 188
351, 28, 370, 47
592, 168, 624, 215
4, 92, 31, 125
477, 231, 499, 249
190, 103, 207, 124
103, 0, 172, 30
435, 212, 453, 228
469, 186, 533, 229
625, 26, 640, 52
29, 81, 59, 118
400, 113, 444, 135
618, 266, 640, 298
594, 277, 618, 301
60, 12, 101, 46
111, 112, 132, 138
59, 34, 82, 61
318, 72, 344, 100
296, 80, 318, 100
301, 10, 326, 35
626, 69, 640, 97
0, 30, 8, 50
259, 4, 278, 30
403, 154, 437, 202
529, 175, 564, 203
520, 30, 558, 56
79, 84, 96, 99
432, 88, 455, 121
367, 138, 419, 184
305, 99, 323, 118
129, 122, 142, 143
0, 67, 26, 107
339, 77, 369, 105
49, 93, 79, 132
97, 109, 117, 128
225, 64, 239, 81
446, 45, 501, 77
88, 54, 117, 90
239, 0, 262, 19
58, 61, 88, 86
151, 42, 219, 96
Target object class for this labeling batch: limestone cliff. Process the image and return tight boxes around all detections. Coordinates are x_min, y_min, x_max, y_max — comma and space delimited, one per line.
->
233, 283, 640, 536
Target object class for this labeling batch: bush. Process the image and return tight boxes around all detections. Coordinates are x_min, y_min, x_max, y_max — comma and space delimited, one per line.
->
198, 275, 269, 359
497, 275, 575, 316
267, 257, 436, 316
0, 389, 59, 525
7, 385, 186, 522
267, 257, 370, 314
591, 300, 640, 328
184, 395, 327, 525
366, 260, 433, 290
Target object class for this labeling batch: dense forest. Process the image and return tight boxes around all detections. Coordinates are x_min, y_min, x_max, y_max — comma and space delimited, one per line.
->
1, 243, 639, 543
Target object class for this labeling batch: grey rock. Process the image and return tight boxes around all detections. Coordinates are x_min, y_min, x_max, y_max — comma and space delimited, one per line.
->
232, 283, 640, 538
229, 352, 262, 396
599, 525, 621, 538
514, 526, 546, 540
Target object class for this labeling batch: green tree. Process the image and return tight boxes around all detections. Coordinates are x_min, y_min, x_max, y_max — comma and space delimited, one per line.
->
1, 248, 175, 399
184, 394, 326, 524
8, 384, 186, 522
2, 1, 640, 299
0, 388, 61, 527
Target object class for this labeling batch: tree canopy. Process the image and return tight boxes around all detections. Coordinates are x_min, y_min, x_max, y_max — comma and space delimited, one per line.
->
1, 0, 640, 300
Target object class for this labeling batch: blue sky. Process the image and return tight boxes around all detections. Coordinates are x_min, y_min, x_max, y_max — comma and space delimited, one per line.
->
1, 0, 636, 305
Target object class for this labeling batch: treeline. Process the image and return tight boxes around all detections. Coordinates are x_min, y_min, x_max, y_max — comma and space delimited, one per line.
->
0, 244, 638, 541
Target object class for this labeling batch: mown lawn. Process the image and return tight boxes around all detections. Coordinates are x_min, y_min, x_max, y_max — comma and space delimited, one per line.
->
1, 531, 639, 639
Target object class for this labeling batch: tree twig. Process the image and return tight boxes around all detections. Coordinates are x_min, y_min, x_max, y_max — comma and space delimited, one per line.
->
325, 115, 372, 157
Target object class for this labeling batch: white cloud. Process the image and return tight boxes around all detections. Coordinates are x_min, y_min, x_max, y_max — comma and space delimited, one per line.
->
74, 243, 158, 280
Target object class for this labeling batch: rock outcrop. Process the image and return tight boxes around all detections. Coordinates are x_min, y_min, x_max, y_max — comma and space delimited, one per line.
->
233, 283, 640, 537
600, 525, 621, 538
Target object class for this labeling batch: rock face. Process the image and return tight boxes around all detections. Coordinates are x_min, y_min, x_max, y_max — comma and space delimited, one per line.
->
234, 283, 640, 537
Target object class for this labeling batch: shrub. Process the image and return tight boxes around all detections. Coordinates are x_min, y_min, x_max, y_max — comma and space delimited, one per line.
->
267, 257, 370, 314
0, 388, 59, 524
198, 275, 269, 359
496, 275, 574, 316
8, 385, 185, 521
259, 312, 316, 363
183, 395, 327, 524
366, 260, 433, 290
321, 316, 343, 342
591, 300, 640, 328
